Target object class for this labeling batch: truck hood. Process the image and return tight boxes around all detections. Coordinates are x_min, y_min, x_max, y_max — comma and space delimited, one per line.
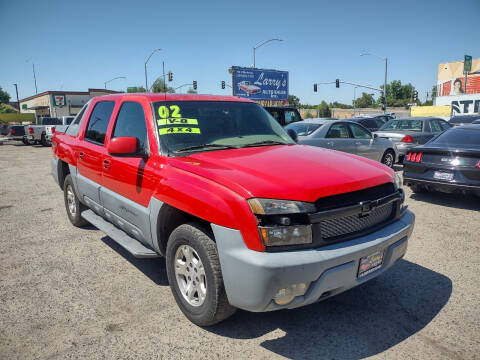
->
168, 145, 393, 202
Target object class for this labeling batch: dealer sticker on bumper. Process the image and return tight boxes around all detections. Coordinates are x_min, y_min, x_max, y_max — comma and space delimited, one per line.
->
358, 250, 385, 278
433, 171, 454, 181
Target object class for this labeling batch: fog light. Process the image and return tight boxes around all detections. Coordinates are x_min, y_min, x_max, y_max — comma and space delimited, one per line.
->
273, 282, 310, 305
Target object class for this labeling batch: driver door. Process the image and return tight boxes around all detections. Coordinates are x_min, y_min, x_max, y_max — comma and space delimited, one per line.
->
100, 100, 158, 245
348, 123, 378, 160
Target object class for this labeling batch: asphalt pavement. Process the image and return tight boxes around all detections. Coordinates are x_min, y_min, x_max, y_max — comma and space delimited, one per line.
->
0, 143, 478, 359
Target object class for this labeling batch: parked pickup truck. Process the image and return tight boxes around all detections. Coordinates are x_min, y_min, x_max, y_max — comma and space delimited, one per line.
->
45, 116, 75, 143
51, 93, 415, 326
25, 117, 62, 146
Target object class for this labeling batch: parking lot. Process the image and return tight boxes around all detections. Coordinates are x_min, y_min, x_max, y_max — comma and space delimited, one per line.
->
0, 143, 479, 360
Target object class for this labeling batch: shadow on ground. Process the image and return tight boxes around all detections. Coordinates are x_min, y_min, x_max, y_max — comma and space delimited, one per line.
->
207, 260, 452, 360
99, 234, 452, 359
100, 236, 168, 286
410, 192, 480, 211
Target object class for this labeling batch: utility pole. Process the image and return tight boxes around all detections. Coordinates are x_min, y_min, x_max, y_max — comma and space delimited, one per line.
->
13, 84, 20, 111
32, 63, 38, 94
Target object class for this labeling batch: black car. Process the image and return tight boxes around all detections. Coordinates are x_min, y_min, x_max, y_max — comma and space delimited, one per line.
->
472, 119, 480, 125
449, 114, 480, 127
350, 115, 394, 131
264, 106, 302, 126
403, 125, 480, 197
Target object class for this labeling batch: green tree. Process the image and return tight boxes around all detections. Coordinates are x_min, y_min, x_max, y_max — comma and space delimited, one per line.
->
330, 101, 353, 109
0, 104, 16, 113
0, 87, 11, 104
431, 85, 437, 102
288, 94, 300, 107
317, 101, 331, 117
355, 93, 376, 108
379, 80, 414, 106
151, 78, 175, 93
186, 88, 197, 94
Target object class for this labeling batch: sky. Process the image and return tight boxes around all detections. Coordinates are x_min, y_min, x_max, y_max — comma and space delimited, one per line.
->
1, 0, 479, 105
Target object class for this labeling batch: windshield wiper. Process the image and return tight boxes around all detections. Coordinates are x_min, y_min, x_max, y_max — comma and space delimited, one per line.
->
241, 140, 288, 148
175, 143, 239, 153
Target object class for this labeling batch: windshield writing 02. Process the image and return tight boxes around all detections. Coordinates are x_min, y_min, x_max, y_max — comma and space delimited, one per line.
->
152, 101, 293, 154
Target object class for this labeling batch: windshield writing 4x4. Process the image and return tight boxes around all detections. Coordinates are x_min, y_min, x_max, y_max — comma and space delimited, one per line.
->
152, 101, 293, 154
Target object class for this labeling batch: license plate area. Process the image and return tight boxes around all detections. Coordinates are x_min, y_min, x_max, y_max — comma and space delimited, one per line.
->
433, 171, 454, 181
358, 250, 385, 278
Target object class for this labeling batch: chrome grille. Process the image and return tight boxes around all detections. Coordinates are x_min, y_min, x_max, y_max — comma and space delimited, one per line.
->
320, 203, 394, 240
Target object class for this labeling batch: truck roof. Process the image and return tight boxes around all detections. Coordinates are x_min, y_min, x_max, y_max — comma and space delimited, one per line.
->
91, 93, 255, 103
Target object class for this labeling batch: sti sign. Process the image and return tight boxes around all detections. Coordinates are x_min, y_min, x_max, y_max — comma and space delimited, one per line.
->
232, 66, 288, 101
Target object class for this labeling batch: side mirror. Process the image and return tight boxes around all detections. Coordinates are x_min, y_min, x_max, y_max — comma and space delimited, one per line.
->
287, 129, 298, 143
108, 137, 144, 157
373, 133, 378, 139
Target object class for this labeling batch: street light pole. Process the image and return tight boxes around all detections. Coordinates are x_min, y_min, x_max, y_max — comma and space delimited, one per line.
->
104, 76, 126, 89
32, 63, 38, 94
252, 38, 283, 68
354, 86, 358, 116
13, 84, 20, 111
360, 53, 388, 114
144, 48, 162, 91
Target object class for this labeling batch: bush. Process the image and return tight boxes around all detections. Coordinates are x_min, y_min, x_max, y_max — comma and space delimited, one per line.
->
0, 113, 35, 123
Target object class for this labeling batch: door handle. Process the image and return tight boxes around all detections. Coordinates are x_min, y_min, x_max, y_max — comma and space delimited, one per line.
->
79, 151, 85, 160
103, 159, 111, 170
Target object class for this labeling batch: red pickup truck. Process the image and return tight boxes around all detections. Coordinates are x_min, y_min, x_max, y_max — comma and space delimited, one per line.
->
51, 93, 414, 326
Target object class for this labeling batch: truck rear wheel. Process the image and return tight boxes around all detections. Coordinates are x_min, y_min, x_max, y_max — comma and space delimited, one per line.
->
63, 175, 88, 227
41, 134, 49, 147
166, 223, 236, 326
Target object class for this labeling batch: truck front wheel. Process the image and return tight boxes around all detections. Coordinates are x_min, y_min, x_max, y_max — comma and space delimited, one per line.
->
166, 223, 236, 326
63, 175, 88, 227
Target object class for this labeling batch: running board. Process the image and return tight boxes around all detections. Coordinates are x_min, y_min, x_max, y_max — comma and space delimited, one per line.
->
81, 209, 160, 258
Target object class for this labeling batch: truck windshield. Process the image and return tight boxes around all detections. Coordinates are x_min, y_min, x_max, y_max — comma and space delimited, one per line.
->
152, 101, 294, 154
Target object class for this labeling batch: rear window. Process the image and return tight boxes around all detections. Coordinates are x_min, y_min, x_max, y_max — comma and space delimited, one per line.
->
432, 128, 480, 146
380, 119, 423, 132
284, 122, 322, 136
42, 118, 61, 125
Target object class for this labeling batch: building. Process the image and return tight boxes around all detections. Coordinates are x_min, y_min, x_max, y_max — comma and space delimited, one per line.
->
19, 88, 120, 121
435, 58, 480, 115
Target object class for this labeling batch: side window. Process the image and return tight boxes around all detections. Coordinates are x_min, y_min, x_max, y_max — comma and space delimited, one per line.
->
439, 120, 451, 131
66, 103, 88, 136
284, 110, 300, 125
430, 119, 442, 132
268, 110, 282, 123
84, 101, 115, 145
326, 123, 351, 138
112, 102, 148, 152
349, 123, 372, 139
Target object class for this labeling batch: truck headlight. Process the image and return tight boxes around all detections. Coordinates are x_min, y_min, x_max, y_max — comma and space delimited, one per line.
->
248, 198, 315, 246
259, 225, 312, 246
248, 198, 316, 215
394, 172, 403, 190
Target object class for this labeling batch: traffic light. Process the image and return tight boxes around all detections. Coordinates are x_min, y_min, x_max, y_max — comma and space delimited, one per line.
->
336, 79, 340, 88
380, 96, 386, 111
413, 90, 418, 102
168, 71, 173, 82
193, 80, 197, 90
313, 84, 317, 92
221, 81, 225, 89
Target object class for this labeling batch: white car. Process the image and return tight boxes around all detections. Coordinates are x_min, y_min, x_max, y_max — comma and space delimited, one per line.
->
237, 81, 261, 96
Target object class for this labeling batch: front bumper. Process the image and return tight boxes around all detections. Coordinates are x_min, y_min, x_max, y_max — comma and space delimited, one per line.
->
212, 210, 415, 312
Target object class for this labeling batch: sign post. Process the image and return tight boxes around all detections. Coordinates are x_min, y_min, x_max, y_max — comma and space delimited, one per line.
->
464, 55, 472, 94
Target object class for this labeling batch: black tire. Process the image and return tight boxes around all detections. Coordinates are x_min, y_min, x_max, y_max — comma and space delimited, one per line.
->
381, 150, 395, 168
166, 223, 236, 326
410, 184, 427, 194
40, 134, 49, 147
22, 138, 28, 145
63, 174, 88, 227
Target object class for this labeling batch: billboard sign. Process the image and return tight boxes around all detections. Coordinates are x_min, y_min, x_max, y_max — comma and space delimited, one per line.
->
232, 66, 288, 100
437, 58, 480, 97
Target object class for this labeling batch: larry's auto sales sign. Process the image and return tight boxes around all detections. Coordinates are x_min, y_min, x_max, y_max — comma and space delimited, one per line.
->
232, 66, 288, 101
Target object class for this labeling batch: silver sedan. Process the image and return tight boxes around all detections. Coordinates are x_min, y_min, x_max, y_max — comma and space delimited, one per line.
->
285, 119, 397, 167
